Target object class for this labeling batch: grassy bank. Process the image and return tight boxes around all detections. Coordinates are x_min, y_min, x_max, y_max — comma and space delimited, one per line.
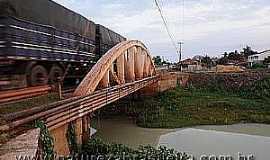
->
129, 87, 270, 128
94, 76, 270, 129
118, 76, 270, 128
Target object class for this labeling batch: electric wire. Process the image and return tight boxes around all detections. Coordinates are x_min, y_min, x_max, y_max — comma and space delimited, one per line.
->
154, 0, 178, 51
181, 0, 185, 43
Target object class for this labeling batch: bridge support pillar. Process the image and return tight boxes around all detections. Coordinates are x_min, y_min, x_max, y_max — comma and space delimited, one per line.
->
100, 70, 110, 88
74, 115, 91, 146
140, 81, 159, 96
125, 47, 135, 82
134, 47, 144, 80
50, 124, 70, 156
140, 72, 178, 96
49, 115, 92, 156
117, 54, 125, 84
82, 115, 91, 142
143, 57, 150, 77
74, 117, 83, 146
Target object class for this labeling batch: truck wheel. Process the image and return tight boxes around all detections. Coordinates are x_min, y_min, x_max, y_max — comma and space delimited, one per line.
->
49, 65, 64, 84
29, 65, 49, 86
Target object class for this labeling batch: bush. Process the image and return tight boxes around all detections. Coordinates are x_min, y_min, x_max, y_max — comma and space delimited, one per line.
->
251, 63, 267, 69
81, 138, 191, 160
239, 77, 270, 99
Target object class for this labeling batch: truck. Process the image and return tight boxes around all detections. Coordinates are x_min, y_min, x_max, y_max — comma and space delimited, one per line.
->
0, 0, 126, 90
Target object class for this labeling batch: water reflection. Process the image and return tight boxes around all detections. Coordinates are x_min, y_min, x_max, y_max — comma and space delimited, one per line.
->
92, 116, 270, 159
159, 128, 270, 159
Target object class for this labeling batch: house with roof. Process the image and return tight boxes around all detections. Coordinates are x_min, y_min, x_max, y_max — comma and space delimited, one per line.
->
180, 58, 203, 72
248, 50, 270, 67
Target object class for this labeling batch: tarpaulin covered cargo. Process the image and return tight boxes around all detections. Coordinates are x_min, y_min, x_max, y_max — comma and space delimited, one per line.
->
0, 0, 96, 41
97, 24, 126, 54
0, 16, 96, 63
98, 25, 125, 45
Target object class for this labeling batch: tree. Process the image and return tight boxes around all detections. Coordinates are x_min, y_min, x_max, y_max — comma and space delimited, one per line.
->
242, 46, 258, 58
162, 59, 171, 65
264, 56, 270, 65
217, 52, 229, 65
227, 50, 244, 62
217, 57, 228, 65
201, 55, 213, 68
217, 46, 258, 65
152, 56, 162, 66
223, 52, 228, 57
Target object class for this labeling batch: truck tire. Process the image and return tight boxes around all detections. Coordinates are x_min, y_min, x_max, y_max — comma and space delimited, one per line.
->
28, 65, 49, 86
49, 65, 64, 84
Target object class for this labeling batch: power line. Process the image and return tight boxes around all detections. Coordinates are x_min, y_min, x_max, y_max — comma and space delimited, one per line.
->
154, 0, 178, 51
159, 0, 165, 11
178, 0, 185, 64
181, 0, 185, 42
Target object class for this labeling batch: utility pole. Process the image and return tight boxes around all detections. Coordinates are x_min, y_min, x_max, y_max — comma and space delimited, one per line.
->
178, 42, 184, 71
178, 42, 184, 63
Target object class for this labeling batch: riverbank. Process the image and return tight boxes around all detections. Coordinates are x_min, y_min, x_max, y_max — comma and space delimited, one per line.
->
99, 74, 270, 129
131, 87, 270, 128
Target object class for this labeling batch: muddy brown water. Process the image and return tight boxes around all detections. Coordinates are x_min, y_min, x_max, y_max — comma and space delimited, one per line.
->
92, 116, 175, 148
93, 116, 270, 159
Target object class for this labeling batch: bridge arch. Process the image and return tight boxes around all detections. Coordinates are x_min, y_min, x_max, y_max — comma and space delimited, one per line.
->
74, 40, 156, 96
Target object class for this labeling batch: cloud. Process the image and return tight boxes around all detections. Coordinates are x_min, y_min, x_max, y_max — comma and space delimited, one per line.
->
53, 0, 270, 61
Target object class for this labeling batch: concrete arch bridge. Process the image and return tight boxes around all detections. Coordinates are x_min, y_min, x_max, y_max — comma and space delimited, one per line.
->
52, 40, 161, 154
0, 40, 178, 156
75, 40, 156, 96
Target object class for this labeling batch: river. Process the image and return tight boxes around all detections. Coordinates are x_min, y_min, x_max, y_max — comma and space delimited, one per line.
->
92, 116, 270, 159
92, 116, 176, 148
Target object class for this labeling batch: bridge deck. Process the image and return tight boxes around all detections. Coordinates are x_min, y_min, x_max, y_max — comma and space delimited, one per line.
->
0, 76, 158, 131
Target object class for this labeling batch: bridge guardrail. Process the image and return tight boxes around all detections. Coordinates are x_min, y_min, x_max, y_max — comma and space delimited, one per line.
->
0, 76, 158, 132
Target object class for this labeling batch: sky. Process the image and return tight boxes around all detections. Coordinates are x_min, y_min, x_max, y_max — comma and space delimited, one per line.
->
54, 0, 270, 62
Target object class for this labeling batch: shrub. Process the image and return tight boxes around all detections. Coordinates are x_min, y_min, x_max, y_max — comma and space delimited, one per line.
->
81, 138, 190, 160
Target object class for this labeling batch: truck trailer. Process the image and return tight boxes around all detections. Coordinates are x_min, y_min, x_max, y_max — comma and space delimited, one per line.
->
0, 0, 126, 90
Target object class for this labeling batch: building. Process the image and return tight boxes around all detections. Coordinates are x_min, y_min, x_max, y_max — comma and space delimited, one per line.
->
181, 59, 202, 72
248, 50, 270, 67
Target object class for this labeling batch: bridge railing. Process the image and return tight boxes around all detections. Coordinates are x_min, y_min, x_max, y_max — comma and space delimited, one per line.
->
0, 76, 158, 132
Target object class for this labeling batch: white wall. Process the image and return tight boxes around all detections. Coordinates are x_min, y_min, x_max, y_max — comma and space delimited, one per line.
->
248, 50, 270, 64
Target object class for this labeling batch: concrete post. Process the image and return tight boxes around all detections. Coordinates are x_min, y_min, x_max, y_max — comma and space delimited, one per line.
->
82, 115, 90, 143
50, 124, 70, 156
117, 53, 125, 84
139, 51, 146, 78
75, 117, 83, 146
100, 70, 110, 88
126, 47, 135, 82
135, 47, 144, 80
143, 57, 150, 77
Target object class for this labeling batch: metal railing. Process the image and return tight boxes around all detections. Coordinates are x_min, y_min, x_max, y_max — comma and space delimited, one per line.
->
0, 76, 158, 131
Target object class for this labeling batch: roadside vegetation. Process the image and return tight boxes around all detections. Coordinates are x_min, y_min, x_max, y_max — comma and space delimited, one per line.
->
0, 93, 59, 115
0, 94, 59, 144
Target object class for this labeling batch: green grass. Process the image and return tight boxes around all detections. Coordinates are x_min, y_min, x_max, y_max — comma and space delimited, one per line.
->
125, 87, 270, 128
0, 93, 60, 115
0, 93, 60, 144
